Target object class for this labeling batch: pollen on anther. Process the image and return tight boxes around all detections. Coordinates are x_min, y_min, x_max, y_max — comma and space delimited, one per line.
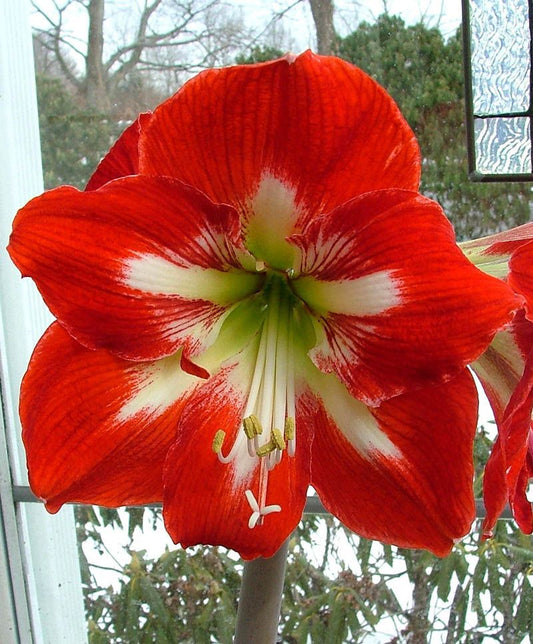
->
255, 440, 274, 458
271, 428, 286, 450
243, 415, 263, 439
256, 429, 286, 457
212, 430, 226, 454
284, 417, 295, 441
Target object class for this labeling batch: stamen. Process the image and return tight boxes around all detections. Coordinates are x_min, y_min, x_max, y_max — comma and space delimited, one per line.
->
284, 417, 295, 440
254, 429, 285, 457
271, 428, 286, 450
267, 448, 282, 470
286, 312, 296, 457
255, 279, 281, 438
256, 438, 276, 457
243, 415, 263, 438
212, 430, 232, 464
243, 414, 263, 457
241, 324, 269, 421
212, 276, 299, 530
271, 287, 288, 437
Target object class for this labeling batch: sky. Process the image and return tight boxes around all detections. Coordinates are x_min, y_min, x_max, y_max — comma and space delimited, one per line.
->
31, 0, 464, 61
234, 0, 463, 50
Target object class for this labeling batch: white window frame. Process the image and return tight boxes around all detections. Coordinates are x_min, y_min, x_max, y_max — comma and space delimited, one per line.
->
0, 1, 87, 641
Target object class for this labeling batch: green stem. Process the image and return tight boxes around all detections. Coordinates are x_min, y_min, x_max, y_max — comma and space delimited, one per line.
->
234, 539, 289, 643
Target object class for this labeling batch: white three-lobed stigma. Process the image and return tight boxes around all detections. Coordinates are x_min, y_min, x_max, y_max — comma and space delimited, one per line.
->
244, 489, 282, 529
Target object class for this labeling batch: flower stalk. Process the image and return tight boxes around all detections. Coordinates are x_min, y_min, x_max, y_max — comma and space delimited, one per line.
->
234, 539, 289, 643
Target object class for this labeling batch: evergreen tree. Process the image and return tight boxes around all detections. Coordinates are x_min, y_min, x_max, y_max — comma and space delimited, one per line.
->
36, 74, 118, 189
338, 15, 531, 240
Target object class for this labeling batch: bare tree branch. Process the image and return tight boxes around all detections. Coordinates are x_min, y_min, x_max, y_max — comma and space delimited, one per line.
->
30, 0, 310, 112
32, 1, 84, 87
104, 0, 222, 75
244, 0, 303, 52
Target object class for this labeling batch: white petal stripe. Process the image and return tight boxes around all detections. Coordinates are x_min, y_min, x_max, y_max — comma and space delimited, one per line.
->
116, 353, 198, 422
292, 270, 402, 316
121, 253, 262, 304
310, 369, 402, 460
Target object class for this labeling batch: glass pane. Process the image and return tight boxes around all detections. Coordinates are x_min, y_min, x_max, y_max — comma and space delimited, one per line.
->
474, 116, 532, 174
470, 0, 530, 115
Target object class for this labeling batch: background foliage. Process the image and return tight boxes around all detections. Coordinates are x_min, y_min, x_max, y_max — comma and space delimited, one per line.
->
36, 74, 119, 189
76, 426, 533, 643
338, 14, 532, 240
32, 1, 533, 641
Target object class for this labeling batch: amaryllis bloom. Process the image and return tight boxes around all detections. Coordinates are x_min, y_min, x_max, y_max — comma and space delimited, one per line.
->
8, 53, 520, 559
462, 227, 533, 536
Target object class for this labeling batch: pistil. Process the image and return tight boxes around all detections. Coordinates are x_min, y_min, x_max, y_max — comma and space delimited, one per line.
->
211, 273, 297, 529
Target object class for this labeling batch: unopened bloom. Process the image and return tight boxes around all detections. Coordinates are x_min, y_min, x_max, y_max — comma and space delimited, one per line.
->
9, 53, 519, 558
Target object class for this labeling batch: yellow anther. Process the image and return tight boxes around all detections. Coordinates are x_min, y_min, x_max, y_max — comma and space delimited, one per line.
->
243, 415, 263, 439
271, 428, 286, 450
284, 417, 295, 441
212, 430, 226, 454
256, 440, 275, 457
256, 429, 286, 457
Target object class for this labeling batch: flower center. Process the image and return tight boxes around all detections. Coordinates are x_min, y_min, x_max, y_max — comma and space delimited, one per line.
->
211, 274, 298, 528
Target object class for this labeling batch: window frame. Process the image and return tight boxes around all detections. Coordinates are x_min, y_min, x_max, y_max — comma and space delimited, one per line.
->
0, 1, 87, 642
462, 0, 533, 181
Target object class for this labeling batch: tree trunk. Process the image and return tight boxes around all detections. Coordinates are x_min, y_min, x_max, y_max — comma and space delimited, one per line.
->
308, 0, 337, 56
85, 0, 108, 111
405, 552, 432, 643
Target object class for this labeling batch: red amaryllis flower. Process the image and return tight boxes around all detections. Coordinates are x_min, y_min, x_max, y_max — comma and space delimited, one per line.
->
462, 227, 533, 536
8, 53, 519, 559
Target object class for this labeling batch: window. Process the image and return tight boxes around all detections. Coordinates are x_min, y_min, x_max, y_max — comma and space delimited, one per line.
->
0, 2, 86, 641
463, 0, 533, 179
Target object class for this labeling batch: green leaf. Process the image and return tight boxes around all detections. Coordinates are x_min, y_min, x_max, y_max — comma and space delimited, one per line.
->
514, 575, 532, 635
382, 544, 394, 567
437, 555, 454, 601
357, 538, 372, 573
328, 590, 347, 642
471, 555, 487, 624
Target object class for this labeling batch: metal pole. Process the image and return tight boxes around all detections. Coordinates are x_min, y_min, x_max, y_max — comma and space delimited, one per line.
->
234, 539, 289, 643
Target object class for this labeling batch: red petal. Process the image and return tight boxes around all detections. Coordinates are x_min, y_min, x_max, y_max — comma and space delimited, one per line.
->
481, 437, 508, 539
307, 369, 477, 555
9, 176, 261, 361
21, 323, 199, 511
139, 52, 420, 230
496, 350, 533, 532
472, 310, 533, 423
86, 112, 152, 190
291, 190, 520, 405
162, 354, 311, 559
472, 312, 533, 535
510, 442, 533, 533
509, 241, 533, 314
461, 221, 533, 259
